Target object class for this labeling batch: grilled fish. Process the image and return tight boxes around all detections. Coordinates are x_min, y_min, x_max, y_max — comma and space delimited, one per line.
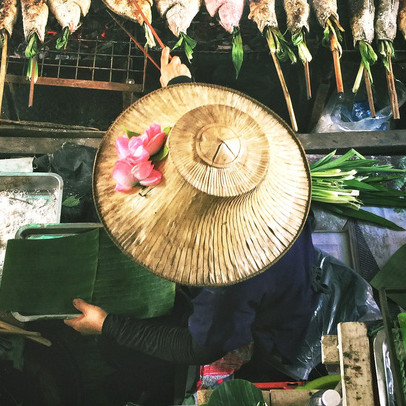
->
49, 0, 91, 33
375, 0, 399, 41
399, 0, 406, 39
248, 0, 278, 33
348, 0, 375, 45
0, 0, 17, 37
21, 0, 49, 43
156, 0, 201, 37
205, 0, 244, 33
284, 0, 309, 34
310, 0, 338, 28
102, 0, 153, 26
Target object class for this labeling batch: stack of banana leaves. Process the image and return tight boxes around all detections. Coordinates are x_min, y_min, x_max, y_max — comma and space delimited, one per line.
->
310, 149, 406, 230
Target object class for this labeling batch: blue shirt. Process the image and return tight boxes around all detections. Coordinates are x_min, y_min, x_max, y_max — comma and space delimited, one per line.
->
187, 222, 317, 363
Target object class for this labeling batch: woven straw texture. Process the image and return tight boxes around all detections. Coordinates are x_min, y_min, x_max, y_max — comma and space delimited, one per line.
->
93, 83, 311, 286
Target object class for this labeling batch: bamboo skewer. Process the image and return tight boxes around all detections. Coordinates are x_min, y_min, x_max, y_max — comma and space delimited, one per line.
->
385, 53, 400, 119
28, 56, 36, 107
107, 11, 161, 71
270, 52, 298, 132
131, 0, 167, 52
330, 36, 344, 94
363, 67, 376, 118
0, 33, 8, 122
304, 60, 311, 99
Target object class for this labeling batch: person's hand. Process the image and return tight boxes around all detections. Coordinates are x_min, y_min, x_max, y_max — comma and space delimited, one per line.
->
64, 298, 107, 335
160, 46, 191, 87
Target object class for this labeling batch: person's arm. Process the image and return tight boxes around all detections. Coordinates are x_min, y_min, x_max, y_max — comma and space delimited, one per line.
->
64, 299, 223, 365
160, 46, 192, 87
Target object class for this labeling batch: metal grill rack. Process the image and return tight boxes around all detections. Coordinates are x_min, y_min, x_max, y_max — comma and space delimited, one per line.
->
5, 33, 147, 93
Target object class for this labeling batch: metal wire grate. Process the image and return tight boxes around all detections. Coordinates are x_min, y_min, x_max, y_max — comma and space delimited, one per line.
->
5, 29, 147, 93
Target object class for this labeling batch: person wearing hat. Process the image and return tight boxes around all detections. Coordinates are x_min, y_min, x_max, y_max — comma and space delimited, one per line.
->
64, 47, 321, 405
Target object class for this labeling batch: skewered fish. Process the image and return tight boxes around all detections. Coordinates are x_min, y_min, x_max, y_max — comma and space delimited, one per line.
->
248, 0, 278, 33
310, 0, 339, 28
49, 0, 91, 33
284, 0, 312, 98
156, 0, 201, 37
21, 0, 49, 43
284, 0, 309, 34
375, 0, 399, 41
348, 0, 375, 46
248, 0, 298, 131
398, 0, 406, 39
0, 0, 17, 38
103, 0, 153, 27
103, 0, 155, 46
205, 0, 244, 33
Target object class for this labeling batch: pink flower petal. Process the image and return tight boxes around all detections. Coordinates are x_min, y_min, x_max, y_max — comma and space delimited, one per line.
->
131, 160, 153, 181
128, 134, 148, 155
145, 124, 162, 140
115, 136, 130, 159
113, 160, 136, 190
140, 169, 162, 186
145, 131, 166, 155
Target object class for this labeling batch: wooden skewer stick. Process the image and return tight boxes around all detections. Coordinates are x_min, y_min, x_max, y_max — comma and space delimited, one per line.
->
363, 68, 376, 118
0, 320, 52, 347
0, 33, 8, 123
131, 0, 168, 54
107, 11, 161, 71
271, 52, 298, 132
28, 56, 36, 107
385, 53, 400, 119
304, 60, 312, 99
0, 329, 41, 337
330, 37, 344, 94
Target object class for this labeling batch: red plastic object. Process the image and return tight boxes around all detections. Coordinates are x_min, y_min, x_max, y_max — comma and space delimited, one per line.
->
253, 382, 304, 390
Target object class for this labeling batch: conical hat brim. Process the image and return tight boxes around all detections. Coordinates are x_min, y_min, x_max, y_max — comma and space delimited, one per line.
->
93, 83, 311, 286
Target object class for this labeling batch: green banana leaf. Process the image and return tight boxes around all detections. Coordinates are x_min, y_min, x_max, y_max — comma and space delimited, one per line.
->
92, 229, 175, 317
203, 380, 266, 406
371, 244, 406, 309
0, 229, 99, 314
0, 228, 175, 317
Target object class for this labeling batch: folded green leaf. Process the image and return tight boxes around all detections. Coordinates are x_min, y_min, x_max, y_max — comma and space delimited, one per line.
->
314, 203, 405, 231
232, 27, 243, 79
205, 380, 265, 406
56, 26, 70, 50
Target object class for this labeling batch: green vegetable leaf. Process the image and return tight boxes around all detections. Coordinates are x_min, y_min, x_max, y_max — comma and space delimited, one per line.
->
315, 203, 404, 231
56, 27, 70, 50
206, 380, 265, 406
62, 195, 81, 207
359, 41, 377, 84
232, 27, 244, 79
172, 32, 197, 62
150, 145, 169, 162
163, 126, 171, 135
123, 127, 140, 138
25, 34, 38, 59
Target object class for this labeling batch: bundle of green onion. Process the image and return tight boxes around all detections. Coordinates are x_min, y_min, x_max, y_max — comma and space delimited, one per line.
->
310, 149, 406, 230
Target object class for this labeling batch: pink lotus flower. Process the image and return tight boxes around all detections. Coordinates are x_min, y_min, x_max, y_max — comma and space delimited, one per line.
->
112, 123, 167, 192
143, 124, 166, 155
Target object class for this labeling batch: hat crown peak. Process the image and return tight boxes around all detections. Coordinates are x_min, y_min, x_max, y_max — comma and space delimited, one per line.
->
197, 124, 241, 168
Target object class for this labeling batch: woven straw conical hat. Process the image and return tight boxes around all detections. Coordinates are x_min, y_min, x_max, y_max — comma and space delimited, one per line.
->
93, 83, 311, 286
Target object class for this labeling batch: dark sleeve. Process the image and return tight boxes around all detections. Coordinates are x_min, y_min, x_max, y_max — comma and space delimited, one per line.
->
102, 313, 224, 365
167, 76, 192, 85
